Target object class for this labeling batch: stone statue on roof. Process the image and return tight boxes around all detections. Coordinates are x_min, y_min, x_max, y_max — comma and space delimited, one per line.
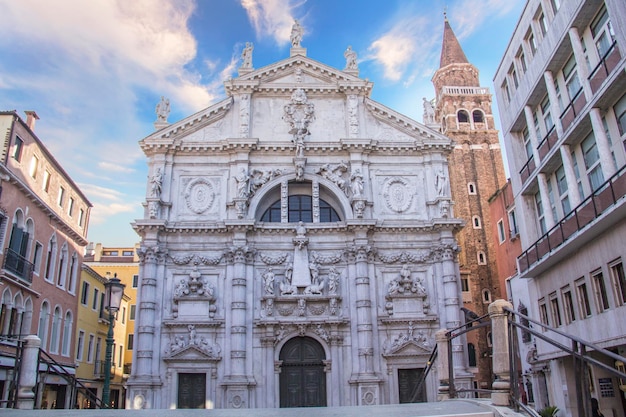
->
290, 19, 303, 47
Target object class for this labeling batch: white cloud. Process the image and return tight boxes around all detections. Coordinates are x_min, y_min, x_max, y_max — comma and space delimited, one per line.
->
449, 0, 525, 39
367, 15, 439, 83
240, 0, 303, 45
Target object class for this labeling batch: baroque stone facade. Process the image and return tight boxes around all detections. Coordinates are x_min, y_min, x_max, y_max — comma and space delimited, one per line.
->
128, 37, 470, 409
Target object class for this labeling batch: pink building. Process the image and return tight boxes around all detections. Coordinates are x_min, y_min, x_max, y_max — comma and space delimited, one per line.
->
0, 110, 91, 408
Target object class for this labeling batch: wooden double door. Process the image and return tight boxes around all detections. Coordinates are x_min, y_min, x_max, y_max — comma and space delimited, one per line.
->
279, 337, 326, 407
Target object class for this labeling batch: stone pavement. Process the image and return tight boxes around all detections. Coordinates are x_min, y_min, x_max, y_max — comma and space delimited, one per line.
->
1, 399, 528, 417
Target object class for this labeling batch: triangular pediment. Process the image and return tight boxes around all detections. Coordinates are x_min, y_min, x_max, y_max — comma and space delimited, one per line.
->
225, 54, 372, 96
163, 344, 221, 363
383, 340, 432, 357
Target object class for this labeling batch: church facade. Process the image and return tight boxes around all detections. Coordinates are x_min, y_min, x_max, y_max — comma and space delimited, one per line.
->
127, 31, 470, 409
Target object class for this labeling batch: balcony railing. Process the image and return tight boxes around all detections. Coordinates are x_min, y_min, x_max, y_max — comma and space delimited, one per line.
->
536, 125, 558, 161
588, 41, 621, 94
440, 86, 490, 96
3, 248, 34, 284
518, 164, 626, 273
559, 87, 586, 131
93, 360, 116, 379
519, 154, 536, 184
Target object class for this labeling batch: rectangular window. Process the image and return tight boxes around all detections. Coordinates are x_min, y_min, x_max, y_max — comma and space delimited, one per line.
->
95, 337, 102, 365
549, 292, 562, 327
535, 191, 547, 234
92, 288, 99, 310
127, 334, 134, 350
29, 155, 39, 179
132, 274, 139, 288
539, 299, 549, 328
80, 282, 89, 305
546, 180, 558, 222
121, 306, 126, 324
591, 6, 615, 58
129, 304, 136, 320
502, 80, 511, 102
615, 94, 626, 136
509, 64, 519, 89
526, 29, 537, 56
563, 54, 582, 101
78, 209, 85, 227
122, 250, 134, 256
42, 170, 51, 193
68, 197, 75, 217
58, 187, 65, 207
556, 165, 570, 215
537, 10, 547, 36
497, 220, 506, 243
581, 132, 604, 191
12, 136, 24, 161
32, 242, 43, 275
87, 334, 95, 363
576, 279, 592, 318
118, 345, 123, 368
562, 286, 576, 324
461, 277, 469, 292
508, 209, 519, 237
522, 127, 533, 159
550, 0, 560, 13
76, 330, 85, 361
516, 47, 527, 74
610, 260, 626, 306
541, 95, 554, 133
592, 270, 610, 313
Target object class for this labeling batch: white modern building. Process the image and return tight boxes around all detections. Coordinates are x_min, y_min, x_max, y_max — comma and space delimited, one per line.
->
126, 28, 472, 409
493, 0, 626, 415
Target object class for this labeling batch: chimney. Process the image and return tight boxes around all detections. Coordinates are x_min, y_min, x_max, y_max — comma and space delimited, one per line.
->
24, 111, 40, 131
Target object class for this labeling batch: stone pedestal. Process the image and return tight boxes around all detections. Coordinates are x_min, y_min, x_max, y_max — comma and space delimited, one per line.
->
16, 335, 40, 409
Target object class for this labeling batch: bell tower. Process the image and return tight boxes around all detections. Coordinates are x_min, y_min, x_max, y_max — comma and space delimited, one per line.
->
431, 15, 506, 392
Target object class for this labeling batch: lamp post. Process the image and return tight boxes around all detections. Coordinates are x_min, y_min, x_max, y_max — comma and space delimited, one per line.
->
102, 273, 125, 408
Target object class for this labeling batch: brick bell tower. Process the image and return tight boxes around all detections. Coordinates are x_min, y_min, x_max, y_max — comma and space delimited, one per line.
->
430, 15, 507, 393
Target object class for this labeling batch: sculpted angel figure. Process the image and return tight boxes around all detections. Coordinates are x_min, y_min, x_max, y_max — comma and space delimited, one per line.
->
344, 45, 358, 70
290, 19, 303, 47
155, 96, 170, 122
241, 42, 253, 68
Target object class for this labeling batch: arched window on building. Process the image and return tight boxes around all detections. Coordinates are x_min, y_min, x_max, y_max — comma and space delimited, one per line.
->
49, 306, 62, 353
44, 236, 57, 282
61, 310, 72, 356
472, 216, 482, 229
482, 288, 491, 303
261, 195, 341, 223
478, 251, 487, 265
468, 182, 477, 195
38, 301, 50, 347
472, 110, 485, 123
57, 243, 68, 288
457, 110, 470, 123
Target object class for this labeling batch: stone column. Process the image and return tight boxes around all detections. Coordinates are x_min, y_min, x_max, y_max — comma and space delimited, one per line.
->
127, 244, 164, 409
523, 106, 541, 163
589, 107, 618, 179
568, 27, 593, 101
223, 245, 255, 408
16, 335, 41, 409
537, 173, 556, 228
440, 245, 464, 371
435, 329, 450, 401
329, 327, 343, 406
543, 71, 563, 137
560, 145, 582, 207
489, 299, 513, 406
349, 243, 380, 405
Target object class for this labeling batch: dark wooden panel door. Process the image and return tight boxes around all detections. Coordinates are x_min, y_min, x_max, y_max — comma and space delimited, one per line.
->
178, 373, 206, 409
280, 337, 326, 407
398, 368, 426, 403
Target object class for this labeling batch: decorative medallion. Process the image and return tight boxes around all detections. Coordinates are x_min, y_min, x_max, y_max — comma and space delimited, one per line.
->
382, 177, 412, 213
184, 178, 216, 214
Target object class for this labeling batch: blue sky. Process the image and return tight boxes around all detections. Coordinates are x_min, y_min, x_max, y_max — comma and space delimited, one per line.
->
0, 0, 525, 246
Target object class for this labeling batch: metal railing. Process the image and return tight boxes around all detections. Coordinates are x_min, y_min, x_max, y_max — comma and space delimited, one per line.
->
518, 164, 626, 273
3, 248, 34, 284
588, 41, 621, 94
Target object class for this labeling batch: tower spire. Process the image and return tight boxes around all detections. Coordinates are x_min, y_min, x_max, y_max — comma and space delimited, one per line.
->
439, 17, 469, 68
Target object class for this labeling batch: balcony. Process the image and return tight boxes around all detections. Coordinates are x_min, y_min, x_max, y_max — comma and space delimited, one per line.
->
519, 155, 536, 185
518, 165, 626, 273
558, 87, 586, 132
440, 86, 490, 96
2, 249, 34, 284
588, 41, 622, 94
93, 360, 117, 379
536, 125, 558, 161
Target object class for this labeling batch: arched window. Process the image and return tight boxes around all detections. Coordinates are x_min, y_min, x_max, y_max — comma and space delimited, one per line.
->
21, 298, 33, 337
472, 110, 484, 123
49, 306, 62, 353
472, 216, 482, 229
261, 195, 341, 223
482, 289, 491, 303
457, 110, 470, 123
1, 289, 12, 336
468, 182, 476, 195
61, 310, 72, 356
57, 244, 68, 288
38, 301, 50, 346
44, 236, 57, 282
67, 252, 78, 294
477, 251, 487, 265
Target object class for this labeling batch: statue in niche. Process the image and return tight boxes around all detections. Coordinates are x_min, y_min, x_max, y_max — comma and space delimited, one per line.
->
188, 325, 198, 345
241, 42, 253, 68
327, 267, 339, 295
235, 168, 250, 198
350, 169, 364, 197
436, 169, 449, 197
150, 168, 163, 198
290, 19, 303, 47
344, 45, 358, 70
295, 221, 307, 238
423, 97, 435, 124
155, 96, 170, 122
412, 275, 426, 296
285, 258, 293, 283
263, 268, 275, 295
309, 260, 320, 285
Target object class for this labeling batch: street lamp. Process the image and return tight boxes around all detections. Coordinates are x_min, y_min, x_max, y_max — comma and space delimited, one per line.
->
102, 273, 125, 408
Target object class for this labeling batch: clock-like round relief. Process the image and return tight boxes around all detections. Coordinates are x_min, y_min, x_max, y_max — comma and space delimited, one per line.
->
382, 177, 413, 213
184, 178, 215, 214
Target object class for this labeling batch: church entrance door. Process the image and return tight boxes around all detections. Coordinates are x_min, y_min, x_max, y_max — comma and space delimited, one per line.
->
279, 337, 326, 407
